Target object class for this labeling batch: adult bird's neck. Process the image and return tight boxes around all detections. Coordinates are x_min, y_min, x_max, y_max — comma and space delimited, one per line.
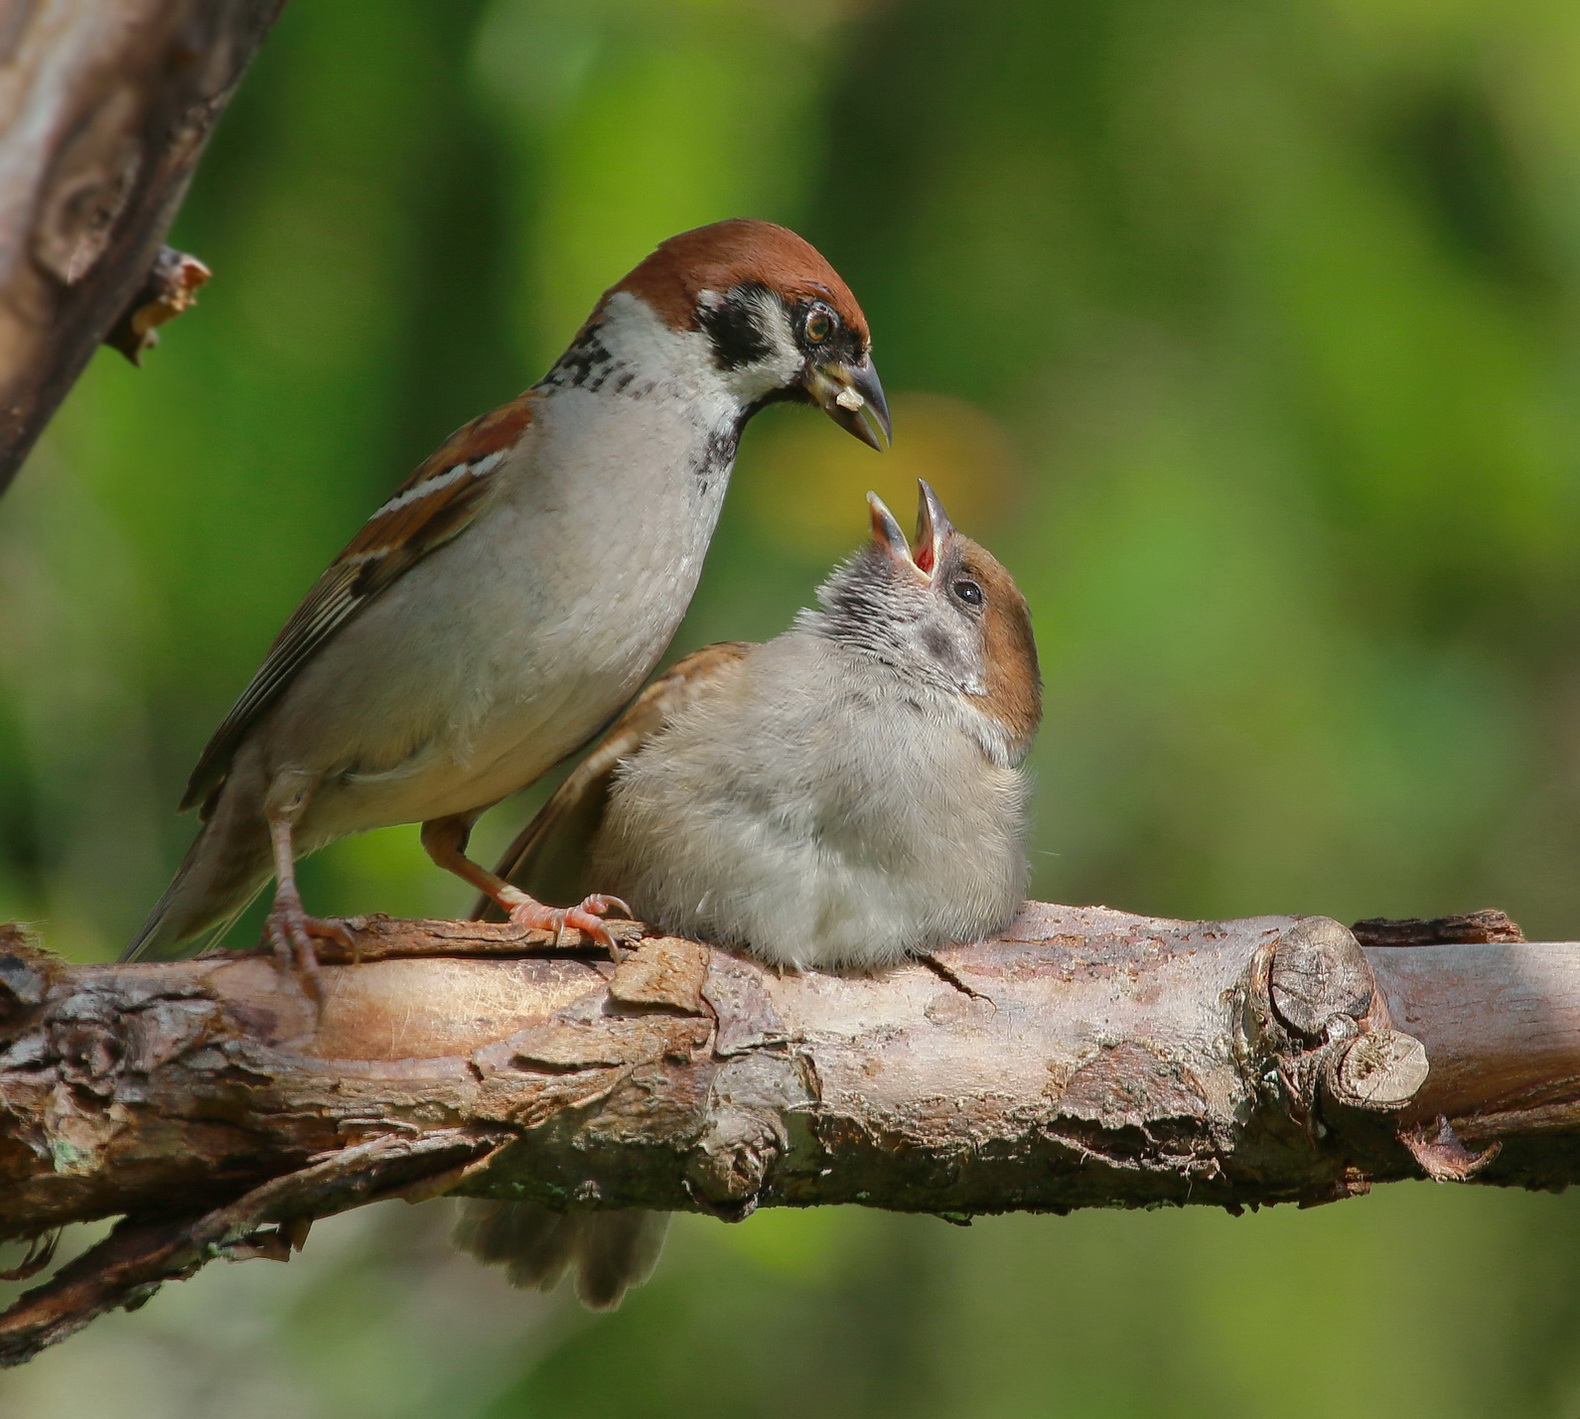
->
536, 290, 794, 413
529, 291, 763, 515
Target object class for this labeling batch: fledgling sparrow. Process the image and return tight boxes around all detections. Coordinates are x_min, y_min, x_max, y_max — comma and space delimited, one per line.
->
457, 480, 1041, 1308
124, 219, 889, 973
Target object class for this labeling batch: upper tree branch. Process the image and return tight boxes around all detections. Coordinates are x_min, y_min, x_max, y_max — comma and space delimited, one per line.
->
0, 901, 1574, 1364
0, 0, 284, 489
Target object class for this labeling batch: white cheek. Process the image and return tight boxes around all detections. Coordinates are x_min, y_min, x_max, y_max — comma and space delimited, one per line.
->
722, 296, 804, 403
760, 302, 805, 371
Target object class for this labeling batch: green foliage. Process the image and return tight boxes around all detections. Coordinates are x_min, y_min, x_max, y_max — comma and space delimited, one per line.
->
4, 0, 1580, 1412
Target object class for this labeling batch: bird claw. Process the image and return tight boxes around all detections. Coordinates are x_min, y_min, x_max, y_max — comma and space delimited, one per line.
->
264, 905, 354, 1003
507, 894, 634, 962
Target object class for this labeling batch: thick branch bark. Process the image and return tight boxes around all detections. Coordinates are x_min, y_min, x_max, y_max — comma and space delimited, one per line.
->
0, 902, 1573, 1363
0, 0, 283, 489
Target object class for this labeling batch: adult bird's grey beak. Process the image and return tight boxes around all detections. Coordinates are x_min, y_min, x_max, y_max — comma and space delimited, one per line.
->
807, 357, 892, 450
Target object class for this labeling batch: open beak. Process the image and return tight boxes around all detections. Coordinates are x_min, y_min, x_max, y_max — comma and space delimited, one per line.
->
912, 480, 953, 575
867, 490, 929, 581
808, 356, 892, 451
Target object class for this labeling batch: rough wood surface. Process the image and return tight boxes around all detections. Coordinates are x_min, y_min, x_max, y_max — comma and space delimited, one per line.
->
0, 0, 283, 490
0, 901, 1574, 1364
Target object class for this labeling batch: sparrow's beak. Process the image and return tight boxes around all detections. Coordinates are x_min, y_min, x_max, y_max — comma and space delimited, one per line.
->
808, 356, 892, 451
912, 480, 953, 576
867, 491, 928, 581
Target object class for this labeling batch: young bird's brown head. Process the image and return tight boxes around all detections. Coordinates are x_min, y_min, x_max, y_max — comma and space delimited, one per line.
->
809, 481, 1042, 764
611, 218, 891, 449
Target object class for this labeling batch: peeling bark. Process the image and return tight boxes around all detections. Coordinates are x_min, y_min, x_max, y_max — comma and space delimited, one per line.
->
0, 901, 1575, 1365
0, 0, 283, 489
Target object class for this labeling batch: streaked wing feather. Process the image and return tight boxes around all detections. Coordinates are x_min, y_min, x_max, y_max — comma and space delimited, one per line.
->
181, 567, 361, 813
476, 641, 754, 918
181, 398, 534, 812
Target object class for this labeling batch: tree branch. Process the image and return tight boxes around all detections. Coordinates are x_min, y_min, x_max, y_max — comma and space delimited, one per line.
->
0, 0, 284, 490
0, 901, 1574, 1364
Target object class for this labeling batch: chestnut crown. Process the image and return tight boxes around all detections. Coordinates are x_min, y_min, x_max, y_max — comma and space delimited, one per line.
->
611, 219, 890, 449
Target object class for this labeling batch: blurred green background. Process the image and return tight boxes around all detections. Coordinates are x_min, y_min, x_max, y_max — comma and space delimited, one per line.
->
6, 0, 1580, 1413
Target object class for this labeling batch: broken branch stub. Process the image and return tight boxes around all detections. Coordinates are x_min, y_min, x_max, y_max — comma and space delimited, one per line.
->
101, 246, 210, 364
1, 903, 1576, 1366
1245, 915, 1432, 1136
0, 0, 284, 489
1267, 915, 1376, 1037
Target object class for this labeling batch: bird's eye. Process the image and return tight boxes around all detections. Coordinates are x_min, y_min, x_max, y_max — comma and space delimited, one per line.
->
804, 307, 836, 344
953, 579, 984, 607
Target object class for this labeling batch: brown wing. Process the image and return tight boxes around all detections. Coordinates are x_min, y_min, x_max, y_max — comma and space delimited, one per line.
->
181, 397, 534, 814
473, 641, 754, 919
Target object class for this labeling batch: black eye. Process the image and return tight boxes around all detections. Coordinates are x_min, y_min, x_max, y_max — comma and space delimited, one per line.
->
952, 579, 983, 607
804, 306, 836, 344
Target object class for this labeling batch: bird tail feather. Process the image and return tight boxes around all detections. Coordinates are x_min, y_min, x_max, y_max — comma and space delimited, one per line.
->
452, 1200, 669, 1310
123, 785, 273, 962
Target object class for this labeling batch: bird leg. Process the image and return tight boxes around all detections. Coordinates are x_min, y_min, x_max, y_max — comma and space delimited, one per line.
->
264, 808, 353, 999
420, 815, 631, 956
